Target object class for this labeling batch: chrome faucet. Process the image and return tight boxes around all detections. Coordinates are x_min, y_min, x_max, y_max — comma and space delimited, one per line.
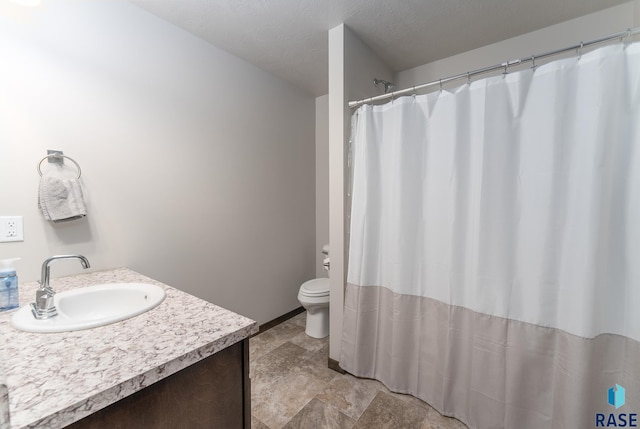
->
31, 254, 91, 320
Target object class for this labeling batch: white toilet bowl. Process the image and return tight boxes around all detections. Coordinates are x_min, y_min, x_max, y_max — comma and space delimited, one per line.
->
297, 278, 330, 338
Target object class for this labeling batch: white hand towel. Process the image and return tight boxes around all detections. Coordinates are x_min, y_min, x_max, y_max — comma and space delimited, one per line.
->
38, 176, 87, 222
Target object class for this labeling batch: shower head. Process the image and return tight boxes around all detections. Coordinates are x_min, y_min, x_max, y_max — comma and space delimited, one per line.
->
373, 78, 395, 94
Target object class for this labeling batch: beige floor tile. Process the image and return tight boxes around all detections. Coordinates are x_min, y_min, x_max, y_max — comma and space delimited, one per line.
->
252, 415, 270, 429
353, 391, 429, 429
250, 320, 306, 362
252, 371, 329, 429
296, 356, 340, 384
289, 330, 329, 352
423, 406, 468, 429
300, 341, 330, 367
268, 316, 306, 337
251, 342, 308, 379
250, 333, 282, 363
283, 397, 356, 429
373, 380, 434, 411
315, 373, 380, 421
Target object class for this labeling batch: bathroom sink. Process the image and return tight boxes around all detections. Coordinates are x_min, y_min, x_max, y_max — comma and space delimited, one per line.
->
10, 283, 166, 333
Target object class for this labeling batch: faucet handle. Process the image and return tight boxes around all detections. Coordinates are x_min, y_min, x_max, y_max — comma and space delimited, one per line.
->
31, 285, 58, 319
36, 286, 55, 306
36, 286, 56, 300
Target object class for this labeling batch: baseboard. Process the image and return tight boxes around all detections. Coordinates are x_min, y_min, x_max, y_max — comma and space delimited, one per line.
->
253, 306, 305, 336
328, 358, 346, 374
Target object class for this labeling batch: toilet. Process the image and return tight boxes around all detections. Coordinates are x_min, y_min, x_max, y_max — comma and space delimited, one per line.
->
297, 245, 330, 338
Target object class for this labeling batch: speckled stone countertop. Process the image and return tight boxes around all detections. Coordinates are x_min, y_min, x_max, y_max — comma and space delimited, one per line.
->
0, 268, 258, 429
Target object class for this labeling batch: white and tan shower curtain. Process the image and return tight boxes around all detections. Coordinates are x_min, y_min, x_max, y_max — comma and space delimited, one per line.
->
341, 42, 640, 429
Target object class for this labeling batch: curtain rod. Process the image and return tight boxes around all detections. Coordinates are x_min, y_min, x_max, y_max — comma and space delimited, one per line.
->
348, 26, 640, 109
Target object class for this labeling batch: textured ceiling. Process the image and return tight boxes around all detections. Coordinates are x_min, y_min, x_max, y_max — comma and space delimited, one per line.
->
129, 0, 629, 96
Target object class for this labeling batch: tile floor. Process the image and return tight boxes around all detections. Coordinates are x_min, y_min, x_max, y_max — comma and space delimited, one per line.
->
249, 312, 468, 429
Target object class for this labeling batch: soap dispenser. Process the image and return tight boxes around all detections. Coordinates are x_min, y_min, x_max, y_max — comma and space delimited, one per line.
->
0, 258, 20, 311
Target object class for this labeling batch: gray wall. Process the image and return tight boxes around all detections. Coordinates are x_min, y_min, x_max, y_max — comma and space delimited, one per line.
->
0, 0, 315, 325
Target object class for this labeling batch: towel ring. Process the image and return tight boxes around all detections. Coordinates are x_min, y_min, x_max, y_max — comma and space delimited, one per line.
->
37, 154, 82, 179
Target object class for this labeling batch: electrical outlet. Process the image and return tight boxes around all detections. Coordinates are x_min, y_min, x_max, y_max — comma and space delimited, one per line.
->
0, 216, 24, 242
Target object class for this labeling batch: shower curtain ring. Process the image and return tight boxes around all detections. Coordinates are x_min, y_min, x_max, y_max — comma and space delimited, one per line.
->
531, 55, 537, 70
466, 72, 471, 85
502, 62, 508, 76
577, 41, 584, 58
439, 79, 443, 91
623, 28, 632, 48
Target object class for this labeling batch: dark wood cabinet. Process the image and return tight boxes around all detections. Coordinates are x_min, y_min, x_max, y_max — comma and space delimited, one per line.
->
66, 339, 250, 429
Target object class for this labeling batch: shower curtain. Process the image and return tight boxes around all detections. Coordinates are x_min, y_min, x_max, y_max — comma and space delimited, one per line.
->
341, 42, 640, 429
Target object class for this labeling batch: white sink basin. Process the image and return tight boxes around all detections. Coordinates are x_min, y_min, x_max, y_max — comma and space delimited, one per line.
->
10, 283, 166, 333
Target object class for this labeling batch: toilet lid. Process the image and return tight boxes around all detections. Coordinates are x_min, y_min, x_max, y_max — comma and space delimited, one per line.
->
300, 278, 330, 297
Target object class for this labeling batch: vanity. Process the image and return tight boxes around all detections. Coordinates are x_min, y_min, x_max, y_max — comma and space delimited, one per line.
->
0, 268, 258, 428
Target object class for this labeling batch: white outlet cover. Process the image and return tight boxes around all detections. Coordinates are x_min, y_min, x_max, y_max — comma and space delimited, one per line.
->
0, 216, 24, 242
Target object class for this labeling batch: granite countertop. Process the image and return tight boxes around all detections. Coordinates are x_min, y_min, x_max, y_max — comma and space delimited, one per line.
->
0, 268, 258, 429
